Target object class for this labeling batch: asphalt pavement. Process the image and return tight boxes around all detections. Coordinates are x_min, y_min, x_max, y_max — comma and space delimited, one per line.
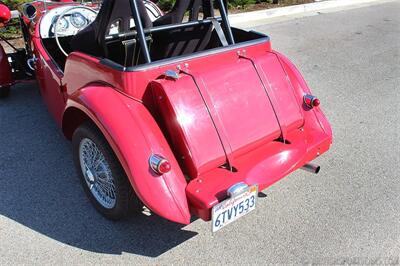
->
0, 1, 399, 264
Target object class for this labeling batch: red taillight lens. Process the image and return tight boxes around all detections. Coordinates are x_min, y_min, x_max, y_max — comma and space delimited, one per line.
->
304, 94, 320, 108
312, 98, 320, 107
149, 154, 171, 175
158, 160, 171, 174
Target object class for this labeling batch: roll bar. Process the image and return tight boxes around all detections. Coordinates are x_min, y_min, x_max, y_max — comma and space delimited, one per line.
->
128, 0, 235, 64
105, 17, 223, 42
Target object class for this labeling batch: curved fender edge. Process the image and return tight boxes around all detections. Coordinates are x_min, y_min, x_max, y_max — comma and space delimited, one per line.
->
273, 51, 333, 140
64, 86, 191, 224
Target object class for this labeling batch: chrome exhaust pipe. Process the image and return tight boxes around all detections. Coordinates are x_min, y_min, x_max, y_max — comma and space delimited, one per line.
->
301, 163, 320, 174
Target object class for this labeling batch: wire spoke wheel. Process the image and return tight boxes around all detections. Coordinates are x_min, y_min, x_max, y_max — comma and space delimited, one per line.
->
73, 123, 140, 220
79, 138, 117, 209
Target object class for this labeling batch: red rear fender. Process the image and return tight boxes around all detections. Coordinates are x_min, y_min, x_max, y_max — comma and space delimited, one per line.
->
274, 51, 333, 139
63, 86, 191, 224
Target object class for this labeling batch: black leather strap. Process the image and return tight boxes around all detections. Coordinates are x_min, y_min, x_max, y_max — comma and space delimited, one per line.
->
211, 17, 228, 47
123, 39, 137, 67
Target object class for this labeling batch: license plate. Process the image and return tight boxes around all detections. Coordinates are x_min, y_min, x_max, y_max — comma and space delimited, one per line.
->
211, 185, 257, 232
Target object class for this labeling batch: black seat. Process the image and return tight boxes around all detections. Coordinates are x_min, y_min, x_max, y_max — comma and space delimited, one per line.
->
188, 0, 214, 21
153, 0, 215, 26
70, 0, 152, 58
150, 0, 219, 61
152, 0, 190, 26
71, 0, 227, 65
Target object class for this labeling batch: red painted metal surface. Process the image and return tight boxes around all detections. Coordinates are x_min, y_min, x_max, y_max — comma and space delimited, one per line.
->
27, 13, 66, 125
0, 44, 13, 87
65, 86, 191, 224
151, 76, 227, 178
62, 41, 332, 222
3, 1, 332, 224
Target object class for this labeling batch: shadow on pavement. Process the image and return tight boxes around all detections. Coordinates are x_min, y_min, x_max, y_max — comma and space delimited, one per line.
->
0, 84, 197, 257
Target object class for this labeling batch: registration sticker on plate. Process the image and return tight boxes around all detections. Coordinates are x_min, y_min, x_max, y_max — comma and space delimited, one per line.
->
212, 185, 258, 232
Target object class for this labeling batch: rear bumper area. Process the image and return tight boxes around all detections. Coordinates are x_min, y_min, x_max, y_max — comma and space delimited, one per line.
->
186, 127, 332, 221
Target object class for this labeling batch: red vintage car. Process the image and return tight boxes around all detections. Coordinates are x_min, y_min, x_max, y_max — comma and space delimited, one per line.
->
0, 0, 332, 232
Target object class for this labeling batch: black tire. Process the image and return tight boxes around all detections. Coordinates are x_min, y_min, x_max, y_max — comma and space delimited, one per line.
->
72, 122, 141, 220
0, 86, 10, 98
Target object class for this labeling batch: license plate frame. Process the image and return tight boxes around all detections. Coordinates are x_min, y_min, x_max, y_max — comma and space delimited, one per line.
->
211, 185, 258, 233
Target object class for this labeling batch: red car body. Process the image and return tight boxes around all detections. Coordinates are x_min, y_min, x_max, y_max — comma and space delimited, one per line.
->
0, 0, 332, 225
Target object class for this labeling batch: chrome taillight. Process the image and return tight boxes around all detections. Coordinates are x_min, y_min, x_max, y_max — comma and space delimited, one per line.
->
304, 94, 320, 108
149, 154, 171, 175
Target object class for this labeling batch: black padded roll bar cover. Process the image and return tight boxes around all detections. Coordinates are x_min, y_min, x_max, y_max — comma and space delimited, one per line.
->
96, 0, 152, 51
